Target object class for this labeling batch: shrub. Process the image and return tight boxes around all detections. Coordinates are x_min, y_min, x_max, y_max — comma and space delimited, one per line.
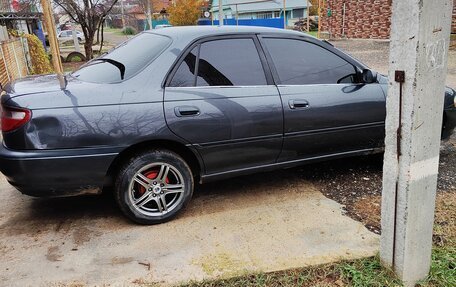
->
23, 33, 53, 75
122, 26, 137, 35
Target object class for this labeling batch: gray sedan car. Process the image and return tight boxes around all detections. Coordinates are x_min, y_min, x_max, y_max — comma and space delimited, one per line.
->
1, 26, 455, 224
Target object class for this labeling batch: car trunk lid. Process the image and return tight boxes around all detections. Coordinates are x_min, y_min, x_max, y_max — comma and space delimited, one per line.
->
4, 74, 63, 97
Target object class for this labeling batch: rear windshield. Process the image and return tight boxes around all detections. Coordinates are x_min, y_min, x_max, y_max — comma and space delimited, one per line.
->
71, 33, 171, 83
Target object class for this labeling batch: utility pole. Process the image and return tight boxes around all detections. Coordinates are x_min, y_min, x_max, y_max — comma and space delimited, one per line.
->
381, 1, 452, 286
40, 0, 62, 76
317, 0, 321, 37
71, 25, 80, 53
283, 0, 286, 29
147, 0, 152, 30
218, 0, 224, 26
236, 4, 239, 26
121, 0, 125, 29
307, 0, 310, 32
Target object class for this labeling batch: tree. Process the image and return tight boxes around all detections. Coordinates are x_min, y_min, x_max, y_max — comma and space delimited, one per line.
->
309, 0, 319, 16
168, 0, 202, 26
136, 0, 159, 29
54, 0, 119, 60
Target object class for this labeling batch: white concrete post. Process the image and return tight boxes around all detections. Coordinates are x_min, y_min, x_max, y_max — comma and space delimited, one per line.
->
219, 0, 224, 26
71, 26, 80, 53
381, 1, 452, 286
147, 0, 153, 30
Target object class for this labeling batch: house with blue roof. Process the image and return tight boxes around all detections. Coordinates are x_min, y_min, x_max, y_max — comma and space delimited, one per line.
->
211, 0, 310, 27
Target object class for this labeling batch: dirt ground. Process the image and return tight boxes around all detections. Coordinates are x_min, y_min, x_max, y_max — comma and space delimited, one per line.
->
327, 39, 456, 235
1, 39, 456, 286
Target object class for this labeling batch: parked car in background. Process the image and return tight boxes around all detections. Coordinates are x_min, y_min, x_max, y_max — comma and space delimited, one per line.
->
57, 30, 85, 44
1, 26, 455, 225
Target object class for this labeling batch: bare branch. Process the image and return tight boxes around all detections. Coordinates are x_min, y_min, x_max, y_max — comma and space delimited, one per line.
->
53, 0, 119, 59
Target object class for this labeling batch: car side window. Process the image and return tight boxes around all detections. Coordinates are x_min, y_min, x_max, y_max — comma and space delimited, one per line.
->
196, 38, 267, 86
169, 47, 198, 87
264, 38, 357, 85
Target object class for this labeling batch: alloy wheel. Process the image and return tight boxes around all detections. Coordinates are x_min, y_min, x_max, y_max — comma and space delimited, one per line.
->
128, 163, 185, 217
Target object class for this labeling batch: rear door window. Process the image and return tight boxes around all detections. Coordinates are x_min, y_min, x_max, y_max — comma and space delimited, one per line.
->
196, 38, 267, 86
169, 38, 268, 87
169, 47, 198, 87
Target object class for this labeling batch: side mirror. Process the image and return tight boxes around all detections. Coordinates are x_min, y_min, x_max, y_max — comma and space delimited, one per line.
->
362, 69, 377, 84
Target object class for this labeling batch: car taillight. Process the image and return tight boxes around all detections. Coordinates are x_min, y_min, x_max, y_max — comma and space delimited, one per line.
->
0, 105, 31, 132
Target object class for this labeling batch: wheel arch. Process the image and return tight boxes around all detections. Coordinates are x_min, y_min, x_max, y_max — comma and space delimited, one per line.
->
104, 140, 204, 189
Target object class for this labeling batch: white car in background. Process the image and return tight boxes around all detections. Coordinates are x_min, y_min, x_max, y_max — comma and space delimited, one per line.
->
57, 30, 85, 43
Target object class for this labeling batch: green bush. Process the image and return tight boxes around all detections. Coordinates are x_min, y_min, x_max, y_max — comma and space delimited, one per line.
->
122, 26, 137, 35
24, 33, 53, 75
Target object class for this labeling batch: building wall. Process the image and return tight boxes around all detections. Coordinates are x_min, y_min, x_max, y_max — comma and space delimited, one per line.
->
321, 0, 456, 39
214, 8, 307, 21
453, 0, 456, 33
320, 0, 391, 39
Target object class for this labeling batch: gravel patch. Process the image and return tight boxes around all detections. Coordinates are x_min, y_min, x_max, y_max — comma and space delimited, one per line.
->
306, 40, 456, 234
294, 135, 455, 235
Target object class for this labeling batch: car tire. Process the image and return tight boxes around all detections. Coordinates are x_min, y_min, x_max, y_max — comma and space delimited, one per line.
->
66, 52, 86, 62
114, 150, 194, 225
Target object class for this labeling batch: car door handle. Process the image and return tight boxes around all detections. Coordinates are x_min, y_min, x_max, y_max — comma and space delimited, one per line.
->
174, 106, 200, 117
289, 100, 310, 109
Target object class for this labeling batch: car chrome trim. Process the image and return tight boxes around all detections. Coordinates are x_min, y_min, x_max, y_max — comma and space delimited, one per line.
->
165, 85, 278, 90
191, 133, 283, 148
285, 121, 385, 137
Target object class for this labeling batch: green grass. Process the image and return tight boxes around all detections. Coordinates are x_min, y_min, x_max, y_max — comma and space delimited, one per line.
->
177, 249, 455, 287
180, 263, 339, 287
338, 256, 401, 287
305, 31, 319, 38
418, 246, 456, 287
179, 256, 400, 287
103, 27, 124, 36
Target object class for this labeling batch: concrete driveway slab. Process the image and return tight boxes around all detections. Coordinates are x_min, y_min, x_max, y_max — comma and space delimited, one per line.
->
0, 169, 378, 286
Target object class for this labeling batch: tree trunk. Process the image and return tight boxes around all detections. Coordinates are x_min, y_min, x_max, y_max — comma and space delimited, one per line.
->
84, 36, 94, 60
95, 20, 103, 45
99, 19, 105, 54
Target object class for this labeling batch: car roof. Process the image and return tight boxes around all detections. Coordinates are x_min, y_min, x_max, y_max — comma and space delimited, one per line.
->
145, 25, 316, 42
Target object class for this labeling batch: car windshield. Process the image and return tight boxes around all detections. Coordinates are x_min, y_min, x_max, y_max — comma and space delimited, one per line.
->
71, 33, 171, 83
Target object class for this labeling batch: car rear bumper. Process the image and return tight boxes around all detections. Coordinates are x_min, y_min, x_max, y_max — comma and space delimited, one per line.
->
0, 145, 120, 197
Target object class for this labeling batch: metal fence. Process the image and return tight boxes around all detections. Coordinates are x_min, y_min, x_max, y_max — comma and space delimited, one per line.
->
0, 38, 29, 86
198, 18, 285, 29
